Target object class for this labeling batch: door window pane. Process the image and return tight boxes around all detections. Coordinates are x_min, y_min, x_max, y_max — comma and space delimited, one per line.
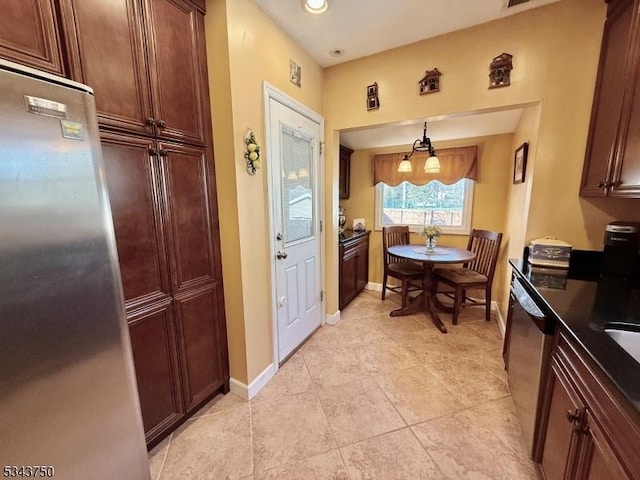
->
281, 127, 314, 244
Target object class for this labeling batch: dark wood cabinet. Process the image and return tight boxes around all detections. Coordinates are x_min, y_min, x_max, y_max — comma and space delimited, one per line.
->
62, 0, 207, 145
537, 330, 640, 480
581, 0, 640, 197
0, 0, 67, 75
339, 145, 352, 199
339, 230, 370, 309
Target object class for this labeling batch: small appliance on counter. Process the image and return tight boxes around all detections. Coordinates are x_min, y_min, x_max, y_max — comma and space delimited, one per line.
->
601, 221, 639, 281
526, 237, 572, 289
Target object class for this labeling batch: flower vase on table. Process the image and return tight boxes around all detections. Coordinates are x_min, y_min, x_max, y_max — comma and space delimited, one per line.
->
426, 236, 437, 253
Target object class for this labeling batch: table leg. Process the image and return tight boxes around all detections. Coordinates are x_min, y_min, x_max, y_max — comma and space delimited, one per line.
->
389, 262, 447, 333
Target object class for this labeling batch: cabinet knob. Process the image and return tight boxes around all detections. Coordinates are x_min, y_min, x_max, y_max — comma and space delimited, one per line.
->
146, 117, 156, 127
148, 148, 159, 156
566, 409, 584, 433
597, 181, 607, 188
158, 119, 166, 129
158, 149, 169, 157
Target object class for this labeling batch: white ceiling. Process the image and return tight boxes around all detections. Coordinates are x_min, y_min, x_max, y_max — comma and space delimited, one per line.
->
256, 0, 562, 67
339, 108, 524, 150
256, 1, 549, 148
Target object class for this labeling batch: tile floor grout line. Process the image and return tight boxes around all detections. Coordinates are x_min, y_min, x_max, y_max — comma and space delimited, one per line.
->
406, 420, 450, 479
155, 432, 172, 480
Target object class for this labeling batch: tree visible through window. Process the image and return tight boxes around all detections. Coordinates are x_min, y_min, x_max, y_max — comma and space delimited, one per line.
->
376, 179, 473, 234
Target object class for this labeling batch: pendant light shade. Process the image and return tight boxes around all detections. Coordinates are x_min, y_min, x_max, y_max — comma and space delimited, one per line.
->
396, 121, 439, 173
397, 155, 412, 172
424, 155, 440, 173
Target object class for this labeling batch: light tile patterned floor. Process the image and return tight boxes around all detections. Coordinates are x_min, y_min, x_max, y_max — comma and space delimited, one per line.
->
149, 290, 537, 480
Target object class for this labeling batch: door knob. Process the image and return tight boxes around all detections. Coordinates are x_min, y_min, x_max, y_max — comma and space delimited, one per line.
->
276, 251, 288, 260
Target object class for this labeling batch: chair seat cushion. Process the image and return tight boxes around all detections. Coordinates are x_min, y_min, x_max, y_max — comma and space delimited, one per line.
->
388, 261, 423, 277
433, 267, 487, 285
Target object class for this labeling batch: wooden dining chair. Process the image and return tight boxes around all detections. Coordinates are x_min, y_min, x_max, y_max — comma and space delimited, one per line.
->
382, 226, 423, 307
432, 229, 503, 324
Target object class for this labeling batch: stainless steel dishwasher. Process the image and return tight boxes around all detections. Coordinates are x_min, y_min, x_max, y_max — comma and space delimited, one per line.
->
506, 275, 555, 459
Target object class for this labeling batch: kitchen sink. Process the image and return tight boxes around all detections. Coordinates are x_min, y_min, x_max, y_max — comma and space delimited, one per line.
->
603, 323, 640, 364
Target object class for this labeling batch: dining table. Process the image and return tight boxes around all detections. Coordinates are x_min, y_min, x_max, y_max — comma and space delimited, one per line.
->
386, 244, 476, 333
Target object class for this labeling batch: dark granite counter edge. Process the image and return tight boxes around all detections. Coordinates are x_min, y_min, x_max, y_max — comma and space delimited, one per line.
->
339, 229, 370, 245
509, 258, 640, 416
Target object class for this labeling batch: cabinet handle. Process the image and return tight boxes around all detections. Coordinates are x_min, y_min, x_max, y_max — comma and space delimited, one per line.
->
148, 148, 159, 156
157, 119, 166, 129
566, 409, 584, 433
146, 117, 156, 127
597, 181, 607, 188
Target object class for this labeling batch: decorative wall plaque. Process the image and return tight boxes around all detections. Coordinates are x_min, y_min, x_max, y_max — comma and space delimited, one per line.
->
289, 59, 301, 87
489, 53, 513, 88
366, 82, 380, 110
419, 68, 441, 95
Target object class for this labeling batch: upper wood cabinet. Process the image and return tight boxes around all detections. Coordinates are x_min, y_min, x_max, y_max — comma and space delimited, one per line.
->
62, 0, 207, 145
339, 145, 353, 199
581, 0, 640, 197
0, 0, 66, 75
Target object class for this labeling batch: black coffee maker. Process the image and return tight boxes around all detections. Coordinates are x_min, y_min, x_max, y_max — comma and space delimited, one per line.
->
601, 222, 639, 280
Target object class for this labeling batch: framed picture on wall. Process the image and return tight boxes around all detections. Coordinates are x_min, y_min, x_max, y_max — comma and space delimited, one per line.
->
513, 142, 529, 184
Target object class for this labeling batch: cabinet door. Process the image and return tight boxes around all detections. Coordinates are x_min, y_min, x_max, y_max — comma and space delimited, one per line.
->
158, 143, 226, 408
581, 0, 634, 196
0, 0, 65, 75
145, 0, 206, 145
158, 142, 218, 293
356, 241, 369, 292
539, 359, 585, 480
174, 286, 226, 410
63, 0, 154, 135
101, 133, 171, 311
128, 304, 184, 442
340, 246, 358, 308
611, 20, 640, 197
576, 411, 631, 480
339, 145, 353, 199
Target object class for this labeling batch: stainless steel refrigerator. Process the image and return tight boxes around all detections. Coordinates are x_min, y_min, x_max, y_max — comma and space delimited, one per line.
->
0, 60, 150, 479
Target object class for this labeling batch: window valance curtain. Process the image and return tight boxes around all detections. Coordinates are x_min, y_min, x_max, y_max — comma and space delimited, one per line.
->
373, 145, 478, 186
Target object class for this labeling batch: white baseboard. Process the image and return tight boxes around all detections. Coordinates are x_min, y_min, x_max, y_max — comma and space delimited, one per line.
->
325, 310, 341, 325
229, 363, 275, 400
366, 282, 383, 292
493, 301, 506, 339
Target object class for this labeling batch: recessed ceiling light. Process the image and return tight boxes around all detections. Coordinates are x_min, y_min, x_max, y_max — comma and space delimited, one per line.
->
329, 49, 344, 57
304, 0, 328, 14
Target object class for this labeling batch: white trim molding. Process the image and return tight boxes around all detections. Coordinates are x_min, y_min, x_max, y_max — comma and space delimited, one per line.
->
365, 282, 383, 292
325, 310, 341, 325
493, 301, 506, 339
229, 363, 276, 400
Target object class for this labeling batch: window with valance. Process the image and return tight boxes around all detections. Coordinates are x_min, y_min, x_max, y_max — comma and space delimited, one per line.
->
373, 146, 478, 186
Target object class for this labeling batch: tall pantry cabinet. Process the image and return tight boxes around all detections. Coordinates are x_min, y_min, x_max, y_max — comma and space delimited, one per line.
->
0, 0, 229, 448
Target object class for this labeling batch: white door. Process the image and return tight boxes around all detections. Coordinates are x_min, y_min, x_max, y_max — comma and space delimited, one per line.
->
268, 97, 322, 361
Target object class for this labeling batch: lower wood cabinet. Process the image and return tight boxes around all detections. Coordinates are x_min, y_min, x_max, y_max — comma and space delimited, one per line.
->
537, 330, 640, 479
339, 230, 370, 309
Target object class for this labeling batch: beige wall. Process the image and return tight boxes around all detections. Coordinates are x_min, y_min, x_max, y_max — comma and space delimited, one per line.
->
206, 0, 324, 383
324, 0, 622, 316
341, 134, 513, 305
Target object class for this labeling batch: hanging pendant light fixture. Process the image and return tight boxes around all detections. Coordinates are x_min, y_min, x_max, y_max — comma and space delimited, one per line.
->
396, 121, 440, 173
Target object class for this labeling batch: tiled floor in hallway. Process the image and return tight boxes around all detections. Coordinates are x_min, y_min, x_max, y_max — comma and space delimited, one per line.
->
149, 290, 538, 480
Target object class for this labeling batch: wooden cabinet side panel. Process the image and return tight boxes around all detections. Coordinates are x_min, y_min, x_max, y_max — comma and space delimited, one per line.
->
581, 1, 635, 196
340, 246, 358, 309
145, 0, 205, 145
101, 133, 172, 310
128, 304, 184, 441
356, 240, 369, 293
64, 0, 153, 134
0, 0, 65, 75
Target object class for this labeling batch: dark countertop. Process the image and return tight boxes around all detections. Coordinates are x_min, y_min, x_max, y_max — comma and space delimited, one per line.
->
339, 229, 370, 245
510, 258, 640, 415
